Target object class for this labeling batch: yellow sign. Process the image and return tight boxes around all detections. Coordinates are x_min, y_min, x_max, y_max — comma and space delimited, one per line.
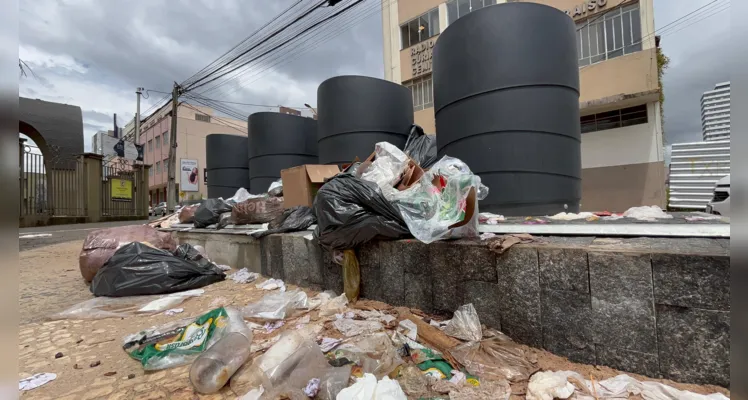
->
111, 178, 133, 200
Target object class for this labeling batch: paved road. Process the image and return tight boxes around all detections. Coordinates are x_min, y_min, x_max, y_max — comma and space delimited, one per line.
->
19, 219, 151, 251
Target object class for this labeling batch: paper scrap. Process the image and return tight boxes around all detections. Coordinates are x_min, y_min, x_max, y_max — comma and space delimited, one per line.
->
256, 278, 286, 292
19, 373, 56, 391
304, 378, 321, 397
263, 321, 285, 334
398, 319, 418, 341
319, 337, 343, 352
229, 268, 260, 284
164, 308, 184, 316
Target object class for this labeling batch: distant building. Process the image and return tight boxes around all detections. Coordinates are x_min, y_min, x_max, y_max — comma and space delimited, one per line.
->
701, 82, 730, 141
667, 139, 730, 210
131, 104, 247, 205
91, 130, 116, 155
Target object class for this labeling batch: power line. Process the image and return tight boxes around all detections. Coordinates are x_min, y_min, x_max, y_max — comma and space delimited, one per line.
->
198, 0, 393, 98
146, 88, 308, 110
189, 0, 365, 92
184, 0, 329, 91
182, 0, 306, 87
180, 102, 248, 133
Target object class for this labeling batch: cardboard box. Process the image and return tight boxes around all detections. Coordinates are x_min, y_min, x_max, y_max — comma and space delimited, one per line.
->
281, 164, 341, 208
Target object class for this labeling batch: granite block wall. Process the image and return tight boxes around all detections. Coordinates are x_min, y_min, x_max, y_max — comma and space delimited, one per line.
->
173, 230, 730, 387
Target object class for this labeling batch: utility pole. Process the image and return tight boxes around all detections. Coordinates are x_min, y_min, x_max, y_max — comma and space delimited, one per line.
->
167, 82, 180, 213
135, 87, 143, 144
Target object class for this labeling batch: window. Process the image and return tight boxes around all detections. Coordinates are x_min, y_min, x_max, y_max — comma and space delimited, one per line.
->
447, 0, 496, 25
148, 167, 153, 176
148, 139, 153, 152
580, 104, 648, 133
195, 114, 211, 122
156, 135, 161, 149
404, 75, 434, 111
156, 161, 161, 174
400, 8, 439, 49
163, 131, 169, 145
576, 3, 641, 67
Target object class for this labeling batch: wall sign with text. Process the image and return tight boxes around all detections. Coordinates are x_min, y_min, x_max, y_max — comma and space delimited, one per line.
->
565, 0, 608, 19
410, 39, 435, 78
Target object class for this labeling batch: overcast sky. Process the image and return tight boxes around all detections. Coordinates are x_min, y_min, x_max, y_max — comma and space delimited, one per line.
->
19, 0, 729, 155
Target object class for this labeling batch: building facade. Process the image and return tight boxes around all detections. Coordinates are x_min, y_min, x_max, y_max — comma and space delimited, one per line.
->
382, 0, 665, 211
701, 81, 730, 141
133, 104, 247, 205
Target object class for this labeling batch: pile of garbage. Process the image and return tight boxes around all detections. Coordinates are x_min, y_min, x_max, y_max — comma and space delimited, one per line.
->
52, 281, 729, 400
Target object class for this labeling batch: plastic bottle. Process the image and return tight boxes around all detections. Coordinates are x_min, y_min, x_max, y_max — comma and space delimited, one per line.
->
189, 308, 253, 394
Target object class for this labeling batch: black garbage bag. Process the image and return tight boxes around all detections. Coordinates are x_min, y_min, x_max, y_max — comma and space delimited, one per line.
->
403, 124, 437, 169
313, 174, 410, 250
90, 242, 225, 297
193, 198, 233, 228
251, 206, 316, 239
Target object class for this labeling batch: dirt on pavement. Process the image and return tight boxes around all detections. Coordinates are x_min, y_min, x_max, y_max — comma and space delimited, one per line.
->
18, 239, 730, 400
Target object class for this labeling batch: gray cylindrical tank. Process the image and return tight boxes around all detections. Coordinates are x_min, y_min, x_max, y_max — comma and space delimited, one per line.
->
206, 134, 250, 199
248, 112, 318, 193
434, 2, 581, 216
317, 75, 413, 165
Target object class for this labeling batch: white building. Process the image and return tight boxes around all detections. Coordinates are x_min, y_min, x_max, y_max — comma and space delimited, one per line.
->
701, 82, 730, 141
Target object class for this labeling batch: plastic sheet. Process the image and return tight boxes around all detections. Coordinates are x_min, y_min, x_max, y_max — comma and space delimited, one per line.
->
317, 365, 353, 400
329, 332, 404, 378
231, 196, 284, 225
333, 318, 384, 337
443, 303, 482, 342
242, 289, 308, 320
403, 124, 437, 169
193, 199, 233, 228
622, 205, 674, 221
313, 174, 410, 251
318, 293, 349, 317
226, 187, 255, 205
78, 225, 177, 282
526, 371, 730, 400
268, 179, 283, 197
123, 307, 245, 371
90, 243, 225, 297
358, 141, 410, 200
451, 332, 537, 382
229, 327, 328, 396
337, 374, 407, 400
50, 289, 205, 320
391, 156, 488, 244
250, 206, 317, 239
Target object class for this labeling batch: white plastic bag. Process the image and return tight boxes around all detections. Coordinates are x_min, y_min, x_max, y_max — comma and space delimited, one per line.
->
243, 289, 309, 320
358, 142, 410, 201
443, 303, 482, 342
622, 205, 673, 221
336, 373, 407, 400
391, 156, 488, 244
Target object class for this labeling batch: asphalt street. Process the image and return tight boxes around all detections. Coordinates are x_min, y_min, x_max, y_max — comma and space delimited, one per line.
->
19, 219, 151, 251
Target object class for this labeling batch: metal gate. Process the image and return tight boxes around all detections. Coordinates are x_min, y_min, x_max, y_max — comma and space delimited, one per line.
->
102, 158, 137, 217
20, 144, 86, 218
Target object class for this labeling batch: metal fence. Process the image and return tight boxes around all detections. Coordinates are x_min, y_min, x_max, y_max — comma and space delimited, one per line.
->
668, 139, 730, 210
20, 144, 86, 217
102, 158, 138, 217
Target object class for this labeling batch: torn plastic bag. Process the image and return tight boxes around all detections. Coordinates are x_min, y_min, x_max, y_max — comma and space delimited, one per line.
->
193, 198, 233, 228
268, 179, 283, 197
403, 124, 437, 169
79, 225, 177, 282
317, 365, 353, 400
229, 327, 328, 396
226, 187, 258, 205
231, 196, 284, 225
357, 142, 410, 200
328, 332, 404, 378
90, 242, 226, 297
342, 249, 361, 302
242, 289, 309, 320
123, 307, 245, 371
337, 374, 407, 400
216, 212, 234, 230
443, 304, 482, 342
178, 204, 200, 223
174, 243, 219, 270
451, 332, 537, 382
391, 156, 488, 244
49, 289, 205, 320
250, 206, 316, 239
313, 174, 410, 251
